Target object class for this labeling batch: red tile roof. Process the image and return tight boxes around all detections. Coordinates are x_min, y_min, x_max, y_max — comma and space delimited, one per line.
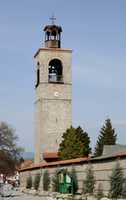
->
19, 157, 90, 172
18, 160, 33, 170
112, 151, 126, 157
19, 151, 126, 172
43, 152, 58, 159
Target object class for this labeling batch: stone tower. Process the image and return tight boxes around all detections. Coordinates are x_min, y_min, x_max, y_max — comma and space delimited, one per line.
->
34, 19, 72, 164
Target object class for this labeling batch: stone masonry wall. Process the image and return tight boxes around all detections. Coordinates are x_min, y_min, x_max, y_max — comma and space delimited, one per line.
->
20, 157, 126, 195
34, 48, 72, 164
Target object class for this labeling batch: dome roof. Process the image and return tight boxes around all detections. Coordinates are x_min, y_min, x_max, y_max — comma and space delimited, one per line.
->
43, 25, 62, 33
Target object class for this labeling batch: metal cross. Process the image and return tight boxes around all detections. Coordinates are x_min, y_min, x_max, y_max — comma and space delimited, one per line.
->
50, 14, 56, 25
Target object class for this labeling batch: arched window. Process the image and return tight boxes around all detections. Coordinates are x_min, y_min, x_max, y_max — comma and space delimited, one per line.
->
35, 68, 40, 87
51, 31, 57, 40
46, 31, 50, 40
48, 59, 63, 83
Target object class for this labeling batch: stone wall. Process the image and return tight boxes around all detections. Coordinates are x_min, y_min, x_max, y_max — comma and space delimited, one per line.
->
20, 156, 126, 195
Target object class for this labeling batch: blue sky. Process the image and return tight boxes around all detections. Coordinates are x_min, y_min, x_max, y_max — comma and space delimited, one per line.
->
0, 0, 126, 152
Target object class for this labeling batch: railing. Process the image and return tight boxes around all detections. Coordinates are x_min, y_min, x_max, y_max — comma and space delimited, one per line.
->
48, 74, 63, 83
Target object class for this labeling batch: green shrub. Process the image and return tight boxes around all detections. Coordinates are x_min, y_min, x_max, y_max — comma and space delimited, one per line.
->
52, 170, 59, 192
34, 174, 41, 190
43, 170, 50, 191
109, 161, 124, 198
26, 176, 32, 189
83, 165, 95, 194
122, 180, 126, 198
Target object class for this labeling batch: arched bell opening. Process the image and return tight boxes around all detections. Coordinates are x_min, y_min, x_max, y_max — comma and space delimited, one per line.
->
45, 30, 58, 41
48, 59, 63, 83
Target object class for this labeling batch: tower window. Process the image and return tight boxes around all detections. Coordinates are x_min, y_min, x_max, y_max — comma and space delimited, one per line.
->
46, 31, 50, 40
51, 31, 57, 40
48, 59, 63, 83
37, 61, 40, 66
35, 68, 40, 87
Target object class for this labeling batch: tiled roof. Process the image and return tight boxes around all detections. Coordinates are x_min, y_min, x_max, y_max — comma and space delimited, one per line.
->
19, 157, 90, 172
103, 144, 126, 156
113, 151, 126, 157
43, 152, 58, 159
19, 149, 126, 172
18, 160, 33, 170
92, 151, 126, 161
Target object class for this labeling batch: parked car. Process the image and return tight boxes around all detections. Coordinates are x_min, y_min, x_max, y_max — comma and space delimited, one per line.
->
0, 182, 13, 197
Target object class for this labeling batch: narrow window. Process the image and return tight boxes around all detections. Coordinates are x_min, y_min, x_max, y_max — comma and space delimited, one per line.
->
35, 68, 40, 87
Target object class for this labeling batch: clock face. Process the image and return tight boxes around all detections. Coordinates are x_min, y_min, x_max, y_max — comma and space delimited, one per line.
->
54, 91, 59, 97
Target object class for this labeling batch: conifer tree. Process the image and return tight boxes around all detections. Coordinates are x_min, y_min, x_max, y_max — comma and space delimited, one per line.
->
43, 170, 50, 191
76, 126, 91, 156
34, 174, 41, 190
109, 161, 124, 198
94, 118, 117, 157
52, 170, 59, 192
122, 180, 126, 198
59, 126, 91, 160
83, 165, 95, 194
26, 176, 32, 189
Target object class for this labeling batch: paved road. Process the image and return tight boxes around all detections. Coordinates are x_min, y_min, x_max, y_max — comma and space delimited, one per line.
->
0, 189, 58, 200
0, 193, 50, 200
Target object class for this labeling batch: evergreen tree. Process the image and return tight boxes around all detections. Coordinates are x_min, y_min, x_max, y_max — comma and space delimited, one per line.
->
109, 161, 124, 198
94, 118, 117, 156
34, 174, 41, 190
52, 170, 59, 192
59, 126, 91, 160
83, 165, 95, 194
43, 170, 50, 191
122, 180, 126, 198
26, 176, 32, 189
76, 126, 91, 156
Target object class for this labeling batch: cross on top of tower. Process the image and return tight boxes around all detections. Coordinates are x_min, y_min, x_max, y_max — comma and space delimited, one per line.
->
49, 14, 56, 25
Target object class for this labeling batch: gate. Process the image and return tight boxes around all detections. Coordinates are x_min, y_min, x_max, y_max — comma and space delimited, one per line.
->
58, 170, 73, 194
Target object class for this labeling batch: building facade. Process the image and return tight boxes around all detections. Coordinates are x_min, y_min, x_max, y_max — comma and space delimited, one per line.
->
34, 21, 72, 163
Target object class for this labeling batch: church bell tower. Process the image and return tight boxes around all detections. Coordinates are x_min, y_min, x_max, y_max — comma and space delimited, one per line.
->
34, 18, 72, 163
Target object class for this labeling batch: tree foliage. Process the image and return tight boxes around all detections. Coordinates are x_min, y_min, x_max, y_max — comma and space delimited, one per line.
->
109, 161, 124, 198
52, 170, 59, 192
0, 121, 23, 175
83, 165, 95, 194
122, 180, 126, 198
34, 174, 41, 190
59, 126, 91, 160
43, 170, 50, 191
94, 118, 117, 157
